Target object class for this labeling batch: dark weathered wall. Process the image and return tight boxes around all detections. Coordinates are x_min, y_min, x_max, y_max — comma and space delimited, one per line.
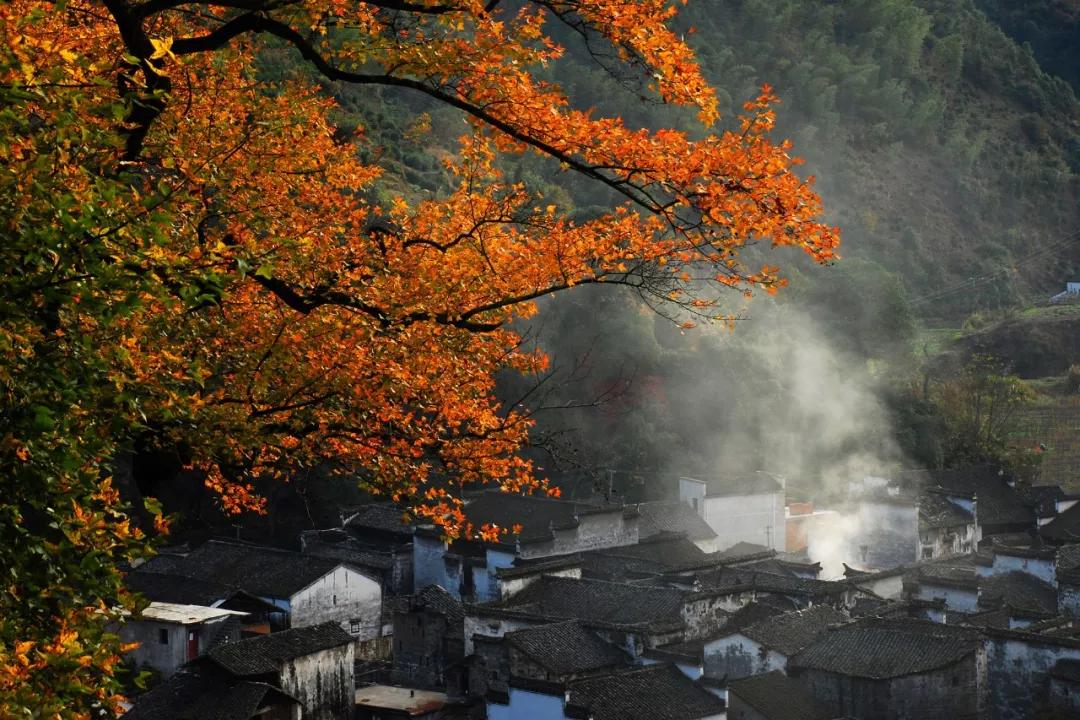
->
703, 635, 784, 681
279, 644, 355, 720
392, 609, 463, 689
984, 636, 1080, 720
726, 692, 772, 720
792, 654, 982, 720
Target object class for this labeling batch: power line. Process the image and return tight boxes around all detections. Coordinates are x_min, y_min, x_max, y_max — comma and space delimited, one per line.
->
908, 228, 1080, 306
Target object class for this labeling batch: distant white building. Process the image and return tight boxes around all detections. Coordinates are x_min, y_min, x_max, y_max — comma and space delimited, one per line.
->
1049, 281, 1080, 303
679, 473, 786, 552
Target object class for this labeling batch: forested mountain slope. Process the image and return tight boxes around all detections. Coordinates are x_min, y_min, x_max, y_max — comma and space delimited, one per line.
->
673, 0, 1080, 317
975, 0, 1080, 94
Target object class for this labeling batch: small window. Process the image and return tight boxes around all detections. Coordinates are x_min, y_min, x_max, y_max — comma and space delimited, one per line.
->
158, 628, 169, 645
350, 619, 361, 634
333, 594, 337, 605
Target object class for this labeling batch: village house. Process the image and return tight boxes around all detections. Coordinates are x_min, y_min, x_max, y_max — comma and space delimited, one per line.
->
685, 564, 874, 612
133, 539, 384, 640
1040, 498, 1080, 546
301, 503, 416, 596
119, 601, 248, 680
1017, 483, 1074, 527
679, 473, 787, 552
905, 465, 1035, 538
981, 541, 1057, 584
464, 575, 707, 658
124, 569, 283, 636
698, 605, 850, 681
474, 619, 633, 701
906, 561, 1058, 625
125, 622, 354, 720
390, 584, 465, 690
788, 617, 987, 720
918, 489, 979, 560
412, 491, 639, 602
726, 670, 835, 720
203, 622, 355, 720
635, 500, 722, 552
123, 664, 301, 720
1048, 281, 1080, 304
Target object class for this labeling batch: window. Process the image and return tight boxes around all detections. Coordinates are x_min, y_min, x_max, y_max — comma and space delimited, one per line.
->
350, 619, 361, 635
332, 594, 337, 605
158, 628, 169, 645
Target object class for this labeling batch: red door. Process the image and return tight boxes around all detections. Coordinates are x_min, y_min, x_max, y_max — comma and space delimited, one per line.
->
187, 631, 198, 660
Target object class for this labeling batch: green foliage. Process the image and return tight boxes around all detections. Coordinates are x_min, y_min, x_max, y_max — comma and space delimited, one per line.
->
0, 35, 169, 714
933, 355, 1037, 468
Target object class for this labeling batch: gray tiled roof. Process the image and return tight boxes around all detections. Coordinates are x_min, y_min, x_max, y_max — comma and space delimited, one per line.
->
636, 501, 718, 543
1018, 484, 1065, 518
697, 566, 855, 599
728, 670, 833, 720
462, 491, 624, 544
565, 663, 725, 720
207, 622, 352, 676
726, 597, 797, 629
901, 465, 1033, 528
138, 540, 353, 598
502, 576, 686, 630
125, 570, 234, 606
1041, 502, 1080, 544
506, 621, 630, 676
581, 534, 708, 578
124, 666, 297, 720
790, 618, 981, 679
344, 503, 415, 537
741, 605, 851, 656
979, 571, 1057, 615
400, 584, 465, 624
919, 492, 975, 529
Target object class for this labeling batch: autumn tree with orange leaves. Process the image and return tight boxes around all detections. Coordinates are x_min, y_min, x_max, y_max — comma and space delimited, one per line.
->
0, 0, 838, 714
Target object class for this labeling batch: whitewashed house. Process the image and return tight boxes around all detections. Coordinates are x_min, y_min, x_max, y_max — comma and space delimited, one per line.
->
134, 539, 383, 640
679, 473, 787, 552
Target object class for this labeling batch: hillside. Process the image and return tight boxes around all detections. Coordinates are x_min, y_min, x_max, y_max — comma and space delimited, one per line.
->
975, 0, 1080, 93
674, 0, 1080, 317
